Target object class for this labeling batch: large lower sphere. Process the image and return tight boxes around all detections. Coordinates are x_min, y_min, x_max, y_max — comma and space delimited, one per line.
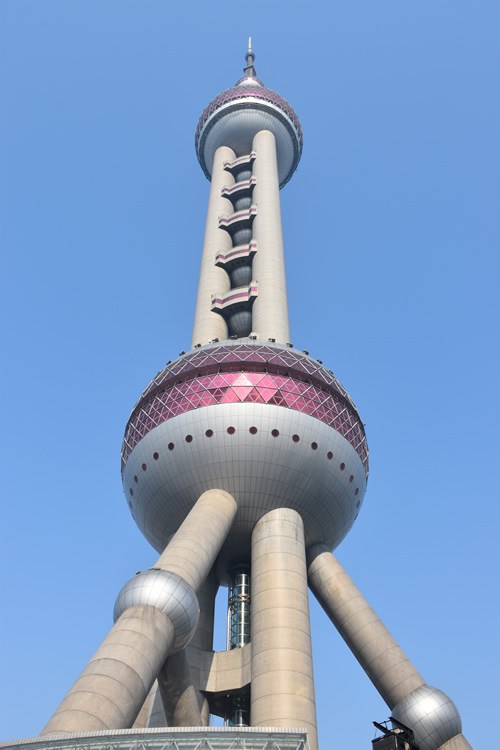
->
122, 342, 368, 571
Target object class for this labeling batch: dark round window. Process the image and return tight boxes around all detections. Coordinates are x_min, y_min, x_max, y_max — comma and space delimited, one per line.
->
249, 426, 257, 434
205, 429, 213, 437
292, 434, 300, 443
327, 451, 333, 460
168, 442, 175, 451
227, 426, 235, 435
185, 434, 193, 443
311, 442, 318, 450
133, 475, 138, 483
340, 462, 345, 471
129, 488, 134, 496
153, 452, 159, 460
142, 463, 147, 471
271, 429, 279, 437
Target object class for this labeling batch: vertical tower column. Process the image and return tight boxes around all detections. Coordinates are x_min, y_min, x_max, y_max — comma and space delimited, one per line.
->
191, 145, 236, 347
251, 130, 290, 343
250, 508, 318, 750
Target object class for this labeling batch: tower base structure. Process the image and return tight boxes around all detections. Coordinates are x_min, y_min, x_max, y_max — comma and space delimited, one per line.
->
0, 728, 309, 750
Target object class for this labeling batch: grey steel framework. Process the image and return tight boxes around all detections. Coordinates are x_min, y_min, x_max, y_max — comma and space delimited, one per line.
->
0, 729, 308, 750
3, 40, 472, 750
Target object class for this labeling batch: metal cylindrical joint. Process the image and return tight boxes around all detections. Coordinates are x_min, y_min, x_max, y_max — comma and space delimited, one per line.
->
228, 565, 251, 649
250, 508, 318, 750
392, 685, 470, 750
114, 568, 199, 654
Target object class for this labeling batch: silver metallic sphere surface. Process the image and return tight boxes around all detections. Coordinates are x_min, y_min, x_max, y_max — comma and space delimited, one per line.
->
196, 76, 302, 188
114, 569, 199, 654
392, 684, 462, 750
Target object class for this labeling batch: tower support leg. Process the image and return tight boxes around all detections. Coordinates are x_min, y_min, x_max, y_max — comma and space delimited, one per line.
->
41, 490, 237, 736
250, 508, 318, 750
42, 606, 175, 735
159, 571, 218, 726
307, 545, 472, 750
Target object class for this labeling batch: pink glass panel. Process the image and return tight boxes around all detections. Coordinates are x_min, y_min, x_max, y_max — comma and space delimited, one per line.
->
232, 385, 254, 401
123, 367, 368, 475
256, 386, 278, 403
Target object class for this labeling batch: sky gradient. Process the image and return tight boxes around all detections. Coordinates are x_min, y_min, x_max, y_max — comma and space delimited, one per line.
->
1, 2, 499, 748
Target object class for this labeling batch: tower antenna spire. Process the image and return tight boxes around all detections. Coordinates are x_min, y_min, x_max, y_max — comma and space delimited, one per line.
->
243, 36, 257, 78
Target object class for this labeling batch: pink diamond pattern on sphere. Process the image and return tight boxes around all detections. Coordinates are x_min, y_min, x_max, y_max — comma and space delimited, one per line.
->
122, 344, 368, 476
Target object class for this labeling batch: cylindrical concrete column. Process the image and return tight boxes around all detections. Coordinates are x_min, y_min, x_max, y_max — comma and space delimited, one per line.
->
156, 489, 237, 591
191, 145, 235, 347
307, 545, 424, 708
437, 737, 473, 750
308, 547, 472, 750
43, 490, 237, 735
251, 508, 317, 750
42, 606, 175, 735
158, 650, 203, 727
159, 571, 218, 726
251, 130, 290, 343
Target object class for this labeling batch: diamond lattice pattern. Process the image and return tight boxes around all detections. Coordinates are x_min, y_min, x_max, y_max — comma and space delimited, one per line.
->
122, 368, 368, 474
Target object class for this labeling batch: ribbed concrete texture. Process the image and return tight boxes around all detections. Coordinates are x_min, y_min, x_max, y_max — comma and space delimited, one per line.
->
159, 573, 218, 726
132, 682, 166, 728
437, 735, 473, 750
191, 145, 235, 347
156, 489, 237, 591
43, 490, 237, 735
307, 548, 472, 748
158, 650, 203, 726
41, 606, 175, 735
251, 130, 290, 343
145, 683, 168, 728
307, 545, 425, 709
251, 508, 317, 750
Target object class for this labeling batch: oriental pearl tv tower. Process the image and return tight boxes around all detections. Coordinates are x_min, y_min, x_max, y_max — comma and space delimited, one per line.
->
12, 42, 471, 750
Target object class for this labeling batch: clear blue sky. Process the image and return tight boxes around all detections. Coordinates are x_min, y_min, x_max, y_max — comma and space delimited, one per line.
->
1, 2, 498, 748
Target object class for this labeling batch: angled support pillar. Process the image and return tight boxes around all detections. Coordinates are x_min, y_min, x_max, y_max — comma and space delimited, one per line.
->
41, 489, 237, 736
307, 545, 472, 750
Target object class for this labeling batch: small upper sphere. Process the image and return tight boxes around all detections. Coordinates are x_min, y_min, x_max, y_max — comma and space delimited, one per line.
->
195, 44, 302, 188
